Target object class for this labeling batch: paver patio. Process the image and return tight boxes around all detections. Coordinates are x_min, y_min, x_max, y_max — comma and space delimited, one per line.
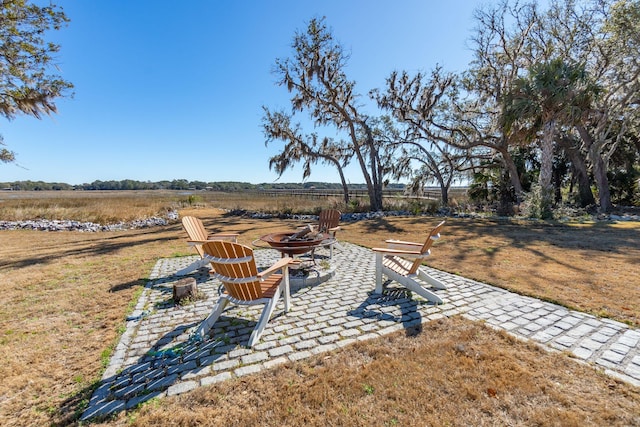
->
81, 242, 640, 420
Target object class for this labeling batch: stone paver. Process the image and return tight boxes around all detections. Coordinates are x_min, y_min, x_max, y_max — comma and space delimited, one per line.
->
81, 242, 640, 421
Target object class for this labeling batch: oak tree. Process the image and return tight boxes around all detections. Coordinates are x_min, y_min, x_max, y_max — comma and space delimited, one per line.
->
263, 17, 390, 211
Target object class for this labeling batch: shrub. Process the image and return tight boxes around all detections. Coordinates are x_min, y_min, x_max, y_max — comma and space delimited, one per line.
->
521, 184, 553, 219
181, 194, 203, 207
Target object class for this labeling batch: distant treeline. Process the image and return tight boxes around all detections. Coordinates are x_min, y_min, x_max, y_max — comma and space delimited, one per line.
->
1, 180, 406, 192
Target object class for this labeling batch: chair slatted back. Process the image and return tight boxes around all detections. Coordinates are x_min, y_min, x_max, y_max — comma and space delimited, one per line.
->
182, 216, 208, 240
408, 221, 446, 274
202, 241, 263, 301
182, 216, 208, 257
318, 209, 341, 233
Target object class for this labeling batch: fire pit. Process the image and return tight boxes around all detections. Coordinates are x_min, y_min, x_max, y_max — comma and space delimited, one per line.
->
253, 224, 334, 258
253, 226, 337, 284
257, 231, 331, 257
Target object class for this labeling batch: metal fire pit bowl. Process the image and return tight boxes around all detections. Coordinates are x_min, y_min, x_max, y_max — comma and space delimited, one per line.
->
257, 232, 331, 257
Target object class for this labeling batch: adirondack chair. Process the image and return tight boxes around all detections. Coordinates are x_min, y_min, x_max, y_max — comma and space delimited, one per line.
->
317, 209, 342, 257
318, 209, 341, 236
372, 220, 446, 304
176, 216, 239, 276
194, 240, 296, 347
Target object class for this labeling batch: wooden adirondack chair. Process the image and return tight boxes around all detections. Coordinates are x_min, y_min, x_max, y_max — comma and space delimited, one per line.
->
372, 221, 446, 304
176, 216, 239, 276
318, 209, 341, 236
318, 209, 341, 257
194, 240, 296, 347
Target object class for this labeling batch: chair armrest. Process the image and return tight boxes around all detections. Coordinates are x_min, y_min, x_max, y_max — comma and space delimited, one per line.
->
328, 226, 340, 233
187, 239, 209, 245
383, 240, 422, 252
372, 247, 426, 258
384, 239, 421, 246
257, 257, 301, 279
187, 235, 238, 246
207, 233, 239, 241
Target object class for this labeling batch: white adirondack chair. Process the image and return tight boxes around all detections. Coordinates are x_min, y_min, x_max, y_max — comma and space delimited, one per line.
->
372, 221, 446, 304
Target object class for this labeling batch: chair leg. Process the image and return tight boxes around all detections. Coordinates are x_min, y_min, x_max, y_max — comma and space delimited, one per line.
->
374, 253, 384, 294
417, 268, 447, 289
401, 278, 444, 304
282, 268, 291, 312
327, 241, 344, 258
385, 269, 443, 304
195, 297, 229, 340
248, 288, 281, 347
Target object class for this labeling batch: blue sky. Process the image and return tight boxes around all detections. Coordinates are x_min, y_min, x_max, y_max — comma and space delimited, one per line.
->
1, 0, 488, 185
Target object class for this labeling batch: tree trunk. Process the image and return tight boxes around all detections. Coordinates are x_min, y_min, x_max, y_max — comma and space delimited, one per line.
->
439, 182, 449, 206
370, 182, 384, 211
592, 154, 613, 213
362, 174, 383, 211
500, 148, 524, 202
575, 124, 613, 213
498, 169, 515, 216
348, 123, 381, 211
360, 124, 384, 212
431, 168, 450, 206
369, 133, 385, 212
173, 278, 198, 304
329, 157, 350, 205
553, 166, 563, 204
340, 183, 350, 205
538, 120, 556, 217
558, 136, 595, 207
539, 121, 555, 193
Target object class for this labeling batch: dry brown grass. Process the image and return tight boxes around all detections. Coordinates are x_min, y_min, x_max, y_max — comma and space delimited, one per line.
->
0, 189, 440, 223
0, 191, 639, 426
103, 317, 640, 427
0, 190, 181, 223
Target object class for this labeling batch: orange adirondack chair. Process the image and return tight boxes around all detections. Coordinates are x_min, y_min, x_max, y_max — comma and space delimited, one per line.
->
372, 221, 446, 304
194, 240, 297, 347
177, 216, 239, 275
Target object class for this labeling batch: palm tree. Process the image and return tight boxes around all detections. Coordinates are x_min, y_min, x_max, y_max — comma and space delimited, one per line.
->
501, 59, 598, 218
